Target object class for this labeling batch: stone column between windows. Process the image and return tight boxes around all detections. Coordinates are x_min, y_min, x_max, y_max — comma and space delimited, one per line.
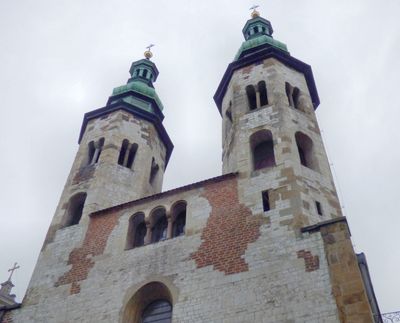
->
144, 220, 152, 245
256, 89, 261, 109
123, 143, 132, 167
166, 212, 173, 239
90, 142, 101, 165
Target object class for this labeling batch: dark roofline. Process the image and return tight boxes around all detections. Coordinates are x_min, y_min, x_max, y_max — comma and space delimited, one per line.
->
213, 44, 320, 113
78, 101, 174, 166
90, 172, 238, 217
301, 216, 349, 234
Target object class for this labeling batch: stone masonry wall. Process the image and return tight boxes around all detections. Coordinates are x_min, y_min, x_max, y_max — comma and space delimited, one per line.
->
8, 174, 343, 322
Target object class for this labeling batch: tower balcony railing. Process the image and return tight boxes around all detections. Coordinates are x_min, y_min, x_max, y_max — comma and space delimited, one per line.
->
382, 311, 400, 322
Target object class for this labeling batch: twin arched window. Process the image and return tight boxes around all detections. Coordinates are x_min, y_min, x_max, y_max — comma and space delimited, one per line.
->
118, 139, 138, 169
246, 81, 268, 111
126, 202, 187, 249
87, 138, 104, 166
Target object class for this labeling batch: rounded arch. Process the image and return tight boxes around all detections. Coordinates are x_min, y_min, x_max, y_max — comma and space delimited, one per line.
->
63, 192, 87, 227
121, 281, 174, 323
171, 201, 187, 238
126, 212, 146, 249
149, 206, 168, 243
295, 131, 319, 171
246, 85, 257, 111
250, 129, 276, 170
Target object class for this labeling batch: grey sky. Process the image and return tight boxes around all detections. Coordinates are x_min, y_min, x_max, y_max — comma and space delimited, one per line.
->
0, 0, 399, 313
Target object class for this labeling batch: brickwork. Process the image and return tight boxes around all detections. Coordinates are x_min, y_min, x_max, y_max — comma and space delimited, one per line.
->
297, 249, 320, 272
55, 211, 120, 294
191, 177, 262, 274
1, 312, 13, 323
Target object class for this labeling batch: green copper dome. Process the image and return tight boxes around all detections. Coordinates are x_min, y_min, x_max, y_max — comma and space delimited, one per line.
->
107, 54, 164, 118
234, 13, 289, 60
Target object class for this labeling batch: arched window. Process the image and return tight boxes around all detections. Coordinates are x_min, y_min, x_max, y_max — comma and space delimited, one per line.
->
258, 81, 268, 106
250, 130, 275, 170
126, 212, 147, 249
150, 208, 168, 243
172, 201, 187, 238
118, 139, 138, 169
142, 300, 172, 323
246, 85, 257, 111
87, 137, 104, 165
122, 282, 173, 323
63, 192, 87, 227
295, 132, 318, 171
285, 82, 301, 110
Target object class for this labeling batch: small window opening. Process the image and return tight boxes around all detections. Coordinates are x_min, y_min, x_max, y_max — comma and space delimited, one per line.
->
226, 106, 232, 123
87, 138, 104, 165
149, 158, 159, 184
142, 69, 148, 78
315, 201, 323, 216
250, 130, 275, 170
64, 192, 87, 227
254, 26, 259, 33
295, 132, 318, 171
262, 26, 266, 33
152, 216, 168, 243
286, 82, 302, 110
246, 85, 257, 111
258, 81, 268, 106
172, 202, 187, 238
126, 212, 146, 249
262, 190, 270, 212
118, 140, 138, 169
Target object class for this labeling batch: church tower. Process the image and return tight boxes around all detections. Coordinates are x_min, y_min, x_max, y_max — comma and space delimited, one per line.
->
42, 48, 173, 247
2, 9, 381, 323
214, 9, 342, 229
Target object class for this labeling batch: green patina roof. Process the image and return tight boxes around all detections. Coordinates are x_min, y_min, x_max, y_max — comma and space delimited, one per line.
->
234, 34, 288, 61
111, 81, 164, 111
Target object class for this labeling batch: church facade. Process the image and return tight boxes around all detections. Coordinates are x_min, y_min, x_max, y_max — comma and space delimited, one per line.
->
1, 10, 381, 323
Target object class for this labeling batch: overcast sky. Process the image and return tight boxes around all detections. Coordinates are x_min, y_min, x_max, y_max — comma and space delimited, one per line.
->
0, 0, 399, 314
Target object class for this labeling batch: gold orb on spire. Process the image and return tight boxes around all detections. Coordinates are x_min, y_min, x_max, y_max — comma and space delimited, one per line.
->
144, 44, 155, 60
250, 5, 260, 18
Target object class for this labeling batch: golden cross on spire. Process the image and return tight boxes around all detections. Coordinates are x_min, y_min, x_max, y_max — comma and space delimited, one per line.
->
144, 44, 155, 60
250, 5, 260, 18
7, 262, 20, 281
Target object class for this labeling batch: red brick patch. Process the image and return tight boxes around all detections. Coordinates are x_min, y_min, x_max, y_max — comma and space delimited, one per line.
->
191, 177, 262, 275
297, 250, 320, 272
55, 212, 119, 294
1, 311, 13, 323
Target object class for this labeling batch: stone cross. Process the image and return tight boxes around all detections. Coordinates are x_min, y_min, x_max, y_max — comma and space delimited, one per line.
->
7, 262, 20, 281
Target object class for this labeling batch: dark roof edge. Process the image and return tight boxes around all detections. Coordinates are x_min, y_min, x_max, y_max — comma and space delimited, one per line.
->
357, 253, 383, 322
90, 172, 238, 217
301, 216, 348, 234
213, 45, 320, 114
78, 102, 174, 165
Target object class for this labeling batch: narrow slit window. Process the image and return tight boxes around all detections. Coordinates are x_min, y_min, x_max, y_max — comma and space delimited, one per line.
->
295, 132, 318, 171
87, 138, 104, 165
262, 190, 270, 212
258, 81, 268, 106
315, 201, 323, 216
246, 85, 257, 111
142, 69, 148, 78
149, 158, 159, 184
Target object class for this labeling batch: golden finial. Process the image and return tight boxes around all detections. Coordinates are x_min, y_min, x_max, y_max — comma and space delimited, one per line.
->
250, 5, 260, 18
144, 44, 154, 60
